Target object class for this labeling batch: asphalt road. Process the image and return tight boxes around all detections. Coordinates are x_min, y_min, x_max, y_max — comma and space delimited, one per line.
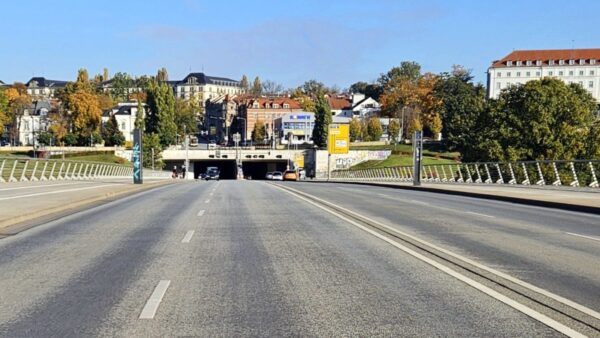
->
0, 180, 587, 336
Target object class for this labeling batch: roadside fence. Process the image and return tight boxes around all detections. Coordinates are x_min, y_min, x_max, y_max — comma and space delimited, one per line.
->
331, 160, 600, 189
0, 157, 170, 183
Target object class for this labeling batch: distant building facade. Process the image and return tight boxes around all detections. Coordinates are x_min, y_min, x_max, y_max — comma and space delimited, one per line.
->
25, 77, 68, 99
237, 97, 303, 143
327, 94, 381, 118
175, 73, 243, 103
204, 94, 240, 143
17, 100, 53, 146
487, 49, 600, 101
101, 102, 146, 143
274, 112, 315, 145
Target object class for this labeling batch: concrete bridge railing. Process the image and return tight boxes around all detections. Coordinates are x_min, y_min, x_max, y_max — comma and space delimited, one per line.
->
331, 159, 600, 189
0, 157, 170, 183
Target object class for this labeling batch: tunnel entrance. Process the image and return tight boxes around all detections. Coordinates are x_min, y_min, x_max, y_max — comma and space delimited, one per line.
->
193, 160, 237, 179
242, 160, 288, 180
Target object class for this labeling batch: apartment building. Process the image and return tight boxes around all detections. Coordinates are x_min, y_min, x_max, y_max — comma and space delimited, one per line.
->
487, 49, 600, 100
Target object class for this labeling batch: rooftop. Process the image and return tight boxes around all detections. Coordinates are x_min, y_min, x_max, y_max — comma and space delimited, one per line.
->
491, 49, 600, 68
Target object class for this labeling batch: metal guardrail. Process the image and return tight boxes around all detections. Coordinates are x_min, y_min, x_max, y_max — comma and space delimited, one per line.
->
331, 160, 600, 189
0, 157, 170, 183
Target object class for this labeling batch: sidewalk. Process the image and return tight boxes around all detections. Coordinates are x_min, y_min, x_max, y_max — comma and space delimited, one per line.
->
323, 180, 600, 214
0, 179, 173, 234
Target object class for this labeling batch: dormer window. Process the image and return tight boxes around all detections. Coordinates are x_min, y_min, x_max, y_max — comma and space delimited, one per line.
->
253, 102, 259, 108
549, 60, 555, 65
580, 59, 585, 65
526, 60, 532, 66
591, 59, 596, 65
273, 104, 279, 108
569, 60, 575, 65
515, 61, 521, 66
559, 60, 565, 65
283, 103, 289, 109
264, 103, 270, 109
536, 60, 542, 66
506, 60, 513, 66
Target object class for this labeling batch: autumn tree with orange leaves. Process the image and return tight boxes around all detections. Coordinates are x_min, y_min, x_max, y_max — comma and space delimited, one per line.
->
379, 62, 443, 139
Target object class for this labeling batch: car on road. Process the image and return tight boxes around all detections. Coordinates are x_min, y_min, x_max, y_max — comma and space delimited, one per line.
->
205, 167, 220, 181
271, 171, 283, 181
265, 172, 274, 180
283, 170, 298, 181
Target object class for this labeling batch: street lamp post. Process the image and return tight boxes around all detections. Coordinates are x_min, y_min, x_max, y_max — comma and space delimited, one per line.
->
32, 100, 38, 158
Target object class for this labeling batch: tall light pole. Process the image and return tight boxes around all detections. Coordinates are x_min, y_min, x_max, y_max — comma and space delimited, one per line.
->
32, 100, 38, 158
184, 124, 189, 179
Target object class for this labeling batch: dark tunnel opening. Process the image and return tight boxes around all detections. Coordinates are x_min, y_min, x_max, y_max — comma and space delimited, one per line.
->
242, 161, 288, 180
193, 160, 238, 179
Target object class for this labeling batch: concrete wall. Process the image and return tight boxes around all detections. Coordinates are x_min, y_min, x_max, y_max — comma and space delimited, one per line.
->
313, 149, 391, 179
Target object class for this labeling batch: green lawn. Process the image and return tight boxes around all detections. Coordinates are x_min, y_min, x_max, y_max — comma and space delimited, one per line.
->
350, 143, 460, 161
61, 154, 132, 166
351, 154, 457, 170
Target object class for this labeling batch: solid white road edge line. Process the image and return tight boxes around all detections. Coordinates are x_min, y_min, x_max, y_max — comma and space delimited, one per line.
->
277, 184, 600, 322
197, 210, 205, 217
139, 280, 171, 319
271, 185, 591, 336
181, 230, 195, 243
0, 181, 96, 191
565, 232, 600, 242
0, 184, 122, 201
466, 211, 496, 218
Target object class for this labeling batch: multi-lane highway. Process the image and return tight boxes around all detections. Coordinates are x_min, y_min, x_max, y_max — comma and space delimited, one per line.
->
0, 180, 598, 336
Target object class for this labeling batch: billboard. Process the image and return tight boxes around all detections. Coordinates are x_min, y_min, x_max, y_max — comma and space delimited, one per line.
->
328, 124, 349, 154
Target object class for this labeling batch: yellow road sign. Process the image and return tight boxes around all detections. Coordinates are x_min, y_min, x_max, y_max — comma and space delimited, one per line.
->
328, 124, 349, 154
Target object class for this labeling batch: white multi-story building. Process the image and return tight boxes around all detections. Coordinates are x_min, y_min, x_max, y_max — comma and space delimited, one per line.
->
18, 100, 52, 146
25, 77, 68, 99
101, 102, 146, 143
487, 49, 600, 101
174, 73, 243, 103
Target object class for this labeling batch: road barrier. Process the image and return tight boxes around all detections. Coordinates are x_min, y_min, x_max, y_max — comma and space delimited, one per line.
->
0, 157, 170, 183
331, 159, 600, 189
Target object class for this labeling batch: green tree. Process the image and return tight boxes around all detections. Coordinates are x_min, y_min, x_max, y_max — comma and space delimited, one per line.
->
240, 75, 249, 92
586, 120, 600, 158
378, 61, 422, 86
312, 95, 332, 148
102, 115, 125, 146
388, 118, 400, 143
470, 78, 597, 162
251, 119, 267, 143
145, 80, 177, 147
109, 72, 135, 101
290, 88, 315, 112
301, 80, 326, 98
433, 68, 487, 152
142, 133, 164, 169
36, 131, 53, 146
135, 99, 145, 130
0, 89, 9, 136
156, 67, 169, 82
174, 98, 198, 138
252, 76, 262, 96
349, 81, 383, 100
366, 117, 383, 141
407, 117, 422, 137
349, 117, 362, 142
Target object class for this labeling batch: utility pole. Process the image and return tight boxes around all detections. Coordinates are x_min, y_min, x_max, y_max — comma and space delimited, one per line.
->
184, 124, 189, 179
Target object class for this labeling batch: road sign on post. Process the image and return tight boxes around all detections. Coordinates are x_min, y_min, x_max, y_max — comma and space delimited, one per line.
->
327, 124, 349, 154
413, 130, 423, 186
133, 128, 143, 184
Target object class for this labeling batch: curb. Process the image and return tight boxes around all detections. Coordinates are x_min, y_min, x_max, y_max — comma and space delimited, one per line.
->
0, 180, 174, 236
306, 180, 600, 215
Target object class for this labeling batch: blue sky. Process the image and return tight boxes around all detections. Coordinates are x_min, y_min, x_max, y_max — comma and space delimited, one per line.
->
1, 0, 598, 88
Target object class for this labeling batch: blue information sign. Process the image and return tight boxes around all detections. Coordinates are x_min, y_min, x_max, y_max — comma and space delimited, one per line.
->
133, 129, 143, 184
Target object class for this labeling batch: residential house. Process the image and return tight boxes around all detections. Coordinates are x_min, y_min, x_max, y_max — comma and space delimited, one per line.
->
327, 96, 352, 116
342, 93, 381, 118
236, 97, 303, 143
488, 49, 600, 100
175, 73, 243, 103
102, 102, 146, 143
18, 100, 53, 146
25, 77, 68, 99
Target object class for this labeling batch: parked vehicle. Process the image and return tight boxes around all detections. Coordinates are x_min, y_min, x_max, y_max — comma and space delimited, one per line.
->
283, 170, 298, 181
271, 171, 283, 181
265, 172, 274, 180
205, 167, 220, 181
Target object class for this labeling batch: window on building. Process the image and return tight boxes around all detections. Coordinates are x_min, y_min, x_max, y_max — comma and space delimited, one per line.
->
569, 71, 574, 76
497, 72, 501, 77
526, 60, 532, 66
591, 59, 596, 65
121, 122, 126, 130
548, 71, 554, 76
579, 81, 584, 86
516, 72, 521, 77
283, 104, 289, 109
579, 70, 584, 76
591, 71, 595, 76
569, 60, 575, 65
516, 61, 522, 66
507, 72, 511, 77
536, 71, 541, 76
506, 61, 513, 66
580, 59, 585, 65
558, 71, 563, 76
273, 104, 279, 108
559, 60, 564, 65
526, 72, 531, 77
496, 82, 501, 89
589, 81, 594, 88
536, 60, 542, 66
549, 60, 555, 65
